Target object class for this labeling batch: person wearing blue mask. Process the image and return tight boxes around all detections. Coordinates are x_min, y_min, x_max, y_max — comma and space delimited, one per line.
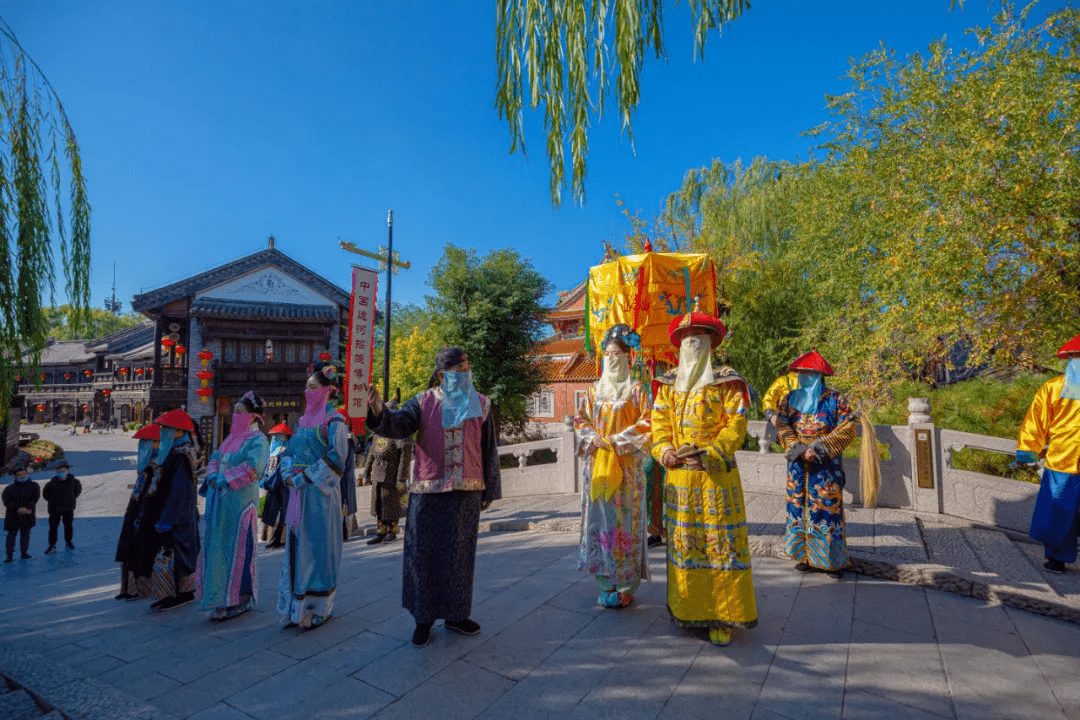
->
366, 346, 502, 648
115, 423, 161, 599
1017, 333, 1080, 574
775, 350, 857, 579
4, 468, 40, 562
42, 460, 81, 554
133, 409, 202, 611
260, 422, 292, 549
196, 392, 270, 621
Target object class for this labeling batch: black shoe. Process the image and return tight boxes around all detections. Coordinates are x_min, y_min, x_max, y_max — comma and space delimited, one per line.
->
266, 541, 284, 549
366, 534, 385, 546
45, 545, 56, 555
151, 592, 195, 612
647, 535, 663, 548
825, 570, 844, 580
20, 553, 31, 560
794, 562, 811, 573
66, 542, 75, 550
444, 618, 481, 636
1044, 559, 1066, 574
114, 592, 138, 601
3, 556, 11, 563
412, 622, 434, 647
384, 532, 397, 543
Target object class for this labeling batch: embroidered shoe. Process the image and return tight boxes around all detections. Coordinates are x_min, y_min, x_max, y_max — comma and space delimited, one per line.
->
709, 627, 732, 647
1044, 559, 1066, 574
444, 619, 481, 636
412, 622, 434, 646
384, 532, 398, 542
366, 534, 386, 546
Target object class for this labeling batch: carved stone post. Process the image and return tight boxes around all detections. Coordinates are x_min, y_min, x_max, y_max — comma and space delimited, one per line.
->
907, 397, 941, 515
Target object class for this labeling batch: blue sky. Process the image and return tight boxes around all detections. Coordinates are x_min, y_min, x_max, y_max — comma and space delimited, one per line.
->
4, 0, 1054, 313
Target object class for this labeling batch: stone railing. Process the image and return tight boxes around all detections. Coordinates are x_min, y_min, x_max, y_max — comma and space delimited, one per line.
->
497, 424, 578, 497
496, 397, 1038, 534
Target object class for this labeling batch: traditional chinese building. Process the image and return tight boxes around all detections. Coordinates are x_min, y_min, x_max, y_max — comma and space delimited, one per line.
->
130, 237, 351, 449
526, 279, 597, 435
16, 323, 156, 427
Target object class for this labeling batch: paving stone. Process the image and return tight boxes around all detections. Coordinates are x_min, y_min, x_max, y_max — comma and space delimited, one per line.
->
921, 521, 984, 571
754, 629, 850, 720
186, 704, 259, 720
873, 509, 928, 564
840, 689, 953, 720
465, 603, 592, 680
962, 527, 1048, 587
0, 688, 44, 720
846, 620, 952, 718
853, 575, 936, 640
369, 659, 515, 720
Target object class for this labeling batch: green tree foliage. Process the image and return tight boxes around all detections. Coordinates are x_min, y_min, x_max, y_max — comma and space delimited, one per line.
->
0, 21, 91, 408
495, 0, 748, 206
791, 5, 1079, 403
43, 305, 140, 340
428, 244, 553, 434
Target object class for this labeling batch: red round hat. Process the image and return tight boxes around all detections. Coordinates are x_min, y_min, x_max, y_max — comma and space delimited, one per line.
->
268, 422, 292, 436
153, 408, 196, 433
1057, 333, 1080, 359
132, 423, 161, 440
789, 350, 835, 376
667, 312, 727, 349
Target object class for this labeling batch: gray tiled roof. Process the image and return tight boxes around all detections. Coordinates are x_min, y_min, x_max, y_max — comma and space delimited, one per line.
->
131, 248, 350, 313
27, 341, 96, 366
108, 340, 156, 361
87, 322, 155, 353
190, 298, 341, 322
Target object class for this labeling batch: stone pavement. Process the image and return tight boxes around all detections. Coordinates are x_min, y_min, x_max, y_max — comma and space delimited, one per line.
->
0, 425, 1078, 719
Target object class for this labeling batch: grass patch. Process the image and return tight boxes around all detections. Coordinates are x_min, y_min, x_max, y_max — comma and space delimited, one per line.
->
870, 372, 1053, 439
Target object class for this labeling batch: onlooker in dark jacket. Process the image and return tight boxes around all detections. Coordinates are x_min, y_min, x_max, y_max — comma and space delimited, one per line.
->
4, 469, 40, 562
42, 460, 82, 553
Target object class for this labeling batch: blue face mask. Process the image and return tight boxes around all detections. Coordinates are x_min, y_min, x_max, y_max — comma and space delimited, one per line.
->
269, 436, 286, 453
791, 371, 824, 415
14, 474, 29, 483
1062, 358, 1080, 401
441, 370, 483, 429
137, 439, 155, 473
155, 429, 177, 465
57, 471, 68, 478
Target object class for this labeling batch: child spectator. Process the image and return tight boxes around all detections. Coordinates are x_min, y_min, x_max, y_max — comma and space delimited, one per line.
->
43, 460, 82, 554
4, 469, 40, 562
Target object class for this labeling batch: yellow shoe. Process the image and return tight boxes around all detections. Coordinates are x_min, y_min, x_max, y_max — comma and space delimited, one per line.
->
709, 627, 732, 647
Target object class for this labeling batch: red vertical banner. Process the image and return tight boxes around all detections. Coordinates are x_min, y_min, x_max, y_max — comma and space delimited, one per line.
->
345, 266, 379, 435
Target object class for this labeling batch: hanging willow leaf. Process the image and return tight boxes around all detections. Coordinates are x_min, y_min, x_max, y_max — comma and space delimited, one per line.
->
0, 18, 91, 415
495, 0, 749, 207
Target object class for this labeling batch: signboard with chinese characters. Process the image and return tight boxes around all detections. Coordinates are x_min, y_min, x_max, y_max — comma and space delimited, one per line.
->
345, 266, 378, 432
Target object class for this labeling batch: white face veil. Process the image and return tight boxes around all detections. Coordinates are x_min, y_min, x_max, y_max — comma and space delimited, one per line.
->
674, 333, 714, 393
596, 345, 633, 402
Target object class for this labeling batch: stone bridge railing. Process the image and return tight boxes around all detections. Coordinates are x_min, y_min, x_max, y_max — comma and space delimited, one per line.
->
497, 398, 1038, 534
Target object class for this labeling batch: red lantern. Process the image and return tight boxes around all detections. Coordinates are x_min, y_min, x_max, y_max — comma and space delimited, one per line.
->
36, 404, 44, 411
82, 404, 88, 411
196, 387, 213, 402
135, 368, 144, 376
103, 389, 111, 398
318, 351, 333, 362
40, 373, 46, 381
83, 369, 92, 378
119, 368, 129, 376
64, 372, 72, 380
14, 374, 21, 381
175, 345, 186, 356
161, 337, 176, 348
196, 370, 214, 381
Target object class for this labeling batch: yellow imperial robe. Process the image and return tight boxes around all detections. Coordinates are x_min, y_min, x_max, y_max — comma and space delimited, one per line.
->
762, 372, 799, 415
1017, 375, 1080, 474
650, 368, 757, 630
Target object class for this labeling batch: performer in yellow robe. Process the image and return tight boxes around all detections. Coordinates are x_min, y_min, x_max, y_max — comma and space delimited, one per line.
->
1017, 332, 1080, 574
761, 370, 799, 445
651, 312, 757, 647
